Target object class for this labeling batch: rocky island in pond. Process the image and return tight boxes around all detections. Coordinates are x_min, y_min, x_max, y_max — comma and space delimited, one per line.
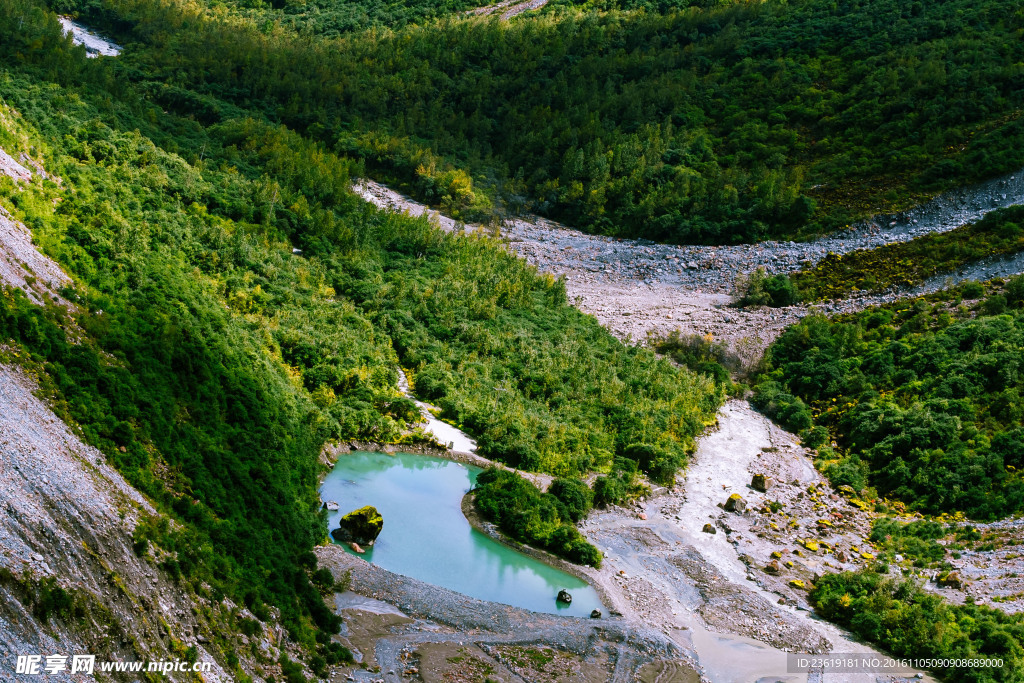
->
331, 505, 384, 551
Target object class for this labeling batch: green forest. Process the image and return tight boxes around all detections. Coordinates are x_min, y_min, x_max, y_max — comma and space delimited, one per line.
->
0, 0, 721, 671
755, 282, 1024, 519
55, 0, 1024, 243
812, 569, 1023, 682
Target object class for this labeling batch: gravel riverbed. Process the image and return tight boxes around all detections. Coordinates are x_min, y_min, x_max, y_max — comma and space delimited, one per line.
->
356, 170, 1024, 358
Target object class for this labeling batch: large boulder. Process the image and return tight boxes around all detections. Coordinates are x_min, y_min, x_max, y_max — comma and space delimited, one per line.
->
331, 505, 384, 546
937, 572, 964, 589
724, 493, 746, 513
751, 474, 773, 492
557, 589, 573, 604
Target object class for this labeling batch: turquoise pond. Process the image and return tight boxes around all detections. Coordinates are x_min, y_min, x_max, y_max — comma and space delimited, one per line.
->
320, 451, 604, 617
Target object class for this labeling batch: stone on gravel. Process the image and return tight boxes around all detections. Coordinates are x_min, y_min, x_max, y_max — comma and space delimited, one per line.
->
724, 493, 747, 513
751, 474, 773, 492
937, 572, 964, 589
702, 523, 717, 534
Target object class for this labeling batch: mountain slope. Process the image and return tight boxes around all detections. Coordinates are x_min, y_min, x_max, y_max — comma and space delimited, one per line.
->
61, 0, 1024, 243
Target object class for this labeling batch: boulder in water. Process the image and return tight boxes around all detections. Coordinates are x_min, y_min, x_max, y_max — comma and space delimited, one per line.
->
556, 589, 573, 604
331, 505, 384, 546
590, 609, 602, 619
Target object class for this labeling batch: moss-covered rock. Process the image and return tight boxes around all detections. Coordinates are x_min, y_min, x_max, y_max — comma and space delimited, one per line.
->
331, 506, 384, 546
724, 493, 746, 513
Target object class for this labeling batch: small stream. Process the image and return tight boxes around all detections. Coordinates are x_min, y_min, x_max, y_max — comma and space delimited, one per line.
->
677, 403, 891, 683
584, 402, 933, 683
320, 451, 604, 618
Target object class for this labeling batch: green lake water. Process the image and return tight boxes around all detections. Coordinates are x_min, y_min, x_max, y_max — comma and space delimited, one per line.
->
321, 451, 604, 617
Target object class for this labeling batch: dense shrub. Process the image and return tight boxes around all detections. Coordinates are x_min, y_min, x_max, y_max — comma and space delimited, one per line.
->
648, 330, 738, 386
547, 478, 593, 523
474, 469, 601, 567
739, 268, 799, 307
757, 300, 1024, 518
812, 570, 1024, 682
622, 443, 685, 486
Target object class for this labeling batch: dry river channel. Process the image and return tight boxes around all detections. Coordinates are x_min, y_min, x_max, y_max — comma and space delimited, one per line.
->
356, 169, 1024, 364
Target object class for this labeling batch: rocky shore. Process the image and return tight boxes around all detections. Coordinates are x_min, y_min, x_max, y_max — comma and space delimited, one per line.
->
316, 544, 696, 683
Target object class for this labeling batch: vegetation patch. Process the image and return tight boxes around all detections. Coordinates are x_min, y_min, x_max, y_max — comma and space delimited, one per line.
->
473, 468, 601, 566
755, 282, 1024, 518
868, 518, 951, 569
648, 330, 742, 388
812, 570, 1024, 682
791, 206, 1024, 301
